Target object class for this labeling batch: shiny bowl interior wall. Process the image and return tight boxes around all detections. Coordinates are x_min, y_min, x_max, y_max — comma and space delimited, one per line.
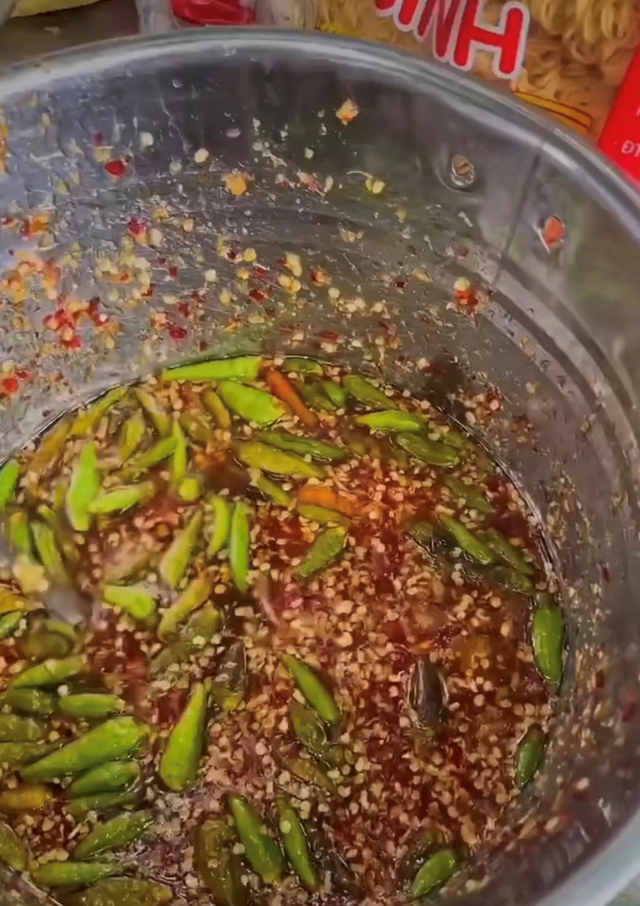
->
1, 30, 640, 906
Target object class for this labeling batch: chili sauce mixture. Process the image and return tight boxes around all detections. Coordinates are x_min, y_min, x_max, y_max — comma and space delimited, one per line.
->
0, 355, 564, 906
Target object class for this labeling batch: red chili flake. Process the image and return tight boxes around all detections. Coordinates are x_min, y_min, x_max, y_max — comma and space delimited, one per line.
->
541, 215, 564, 250
253, 264, 270, 282
319, 330, 339, 342
601, 563, 611, 583
276, 257, 286, 267
1, 376, 19, 395
127, 217, 146, 236
1, 216, 15, 226
63, 335, 82, 350
15, 369, 30, 382
43, 312, 59, 330
157, 257, 166, 266
167, 322, 187, 341
394, 278, 406, 289
142, 283, 155, 298
105, 159, 127, 177
168, 265, 178, 279
177, 302, 190, 317
595, 669, 605, 690
249, 288, 266, 303
93, 132, 104, 144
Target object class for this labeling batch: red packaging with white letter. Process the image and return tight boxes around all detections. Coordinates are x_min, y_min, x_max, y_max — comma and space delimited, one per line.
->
254, 0, 640, 183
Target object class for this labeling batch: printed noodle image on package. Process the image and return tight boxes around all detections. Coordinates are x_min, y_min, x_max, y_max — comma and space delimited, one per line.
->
256, 0, 640, 147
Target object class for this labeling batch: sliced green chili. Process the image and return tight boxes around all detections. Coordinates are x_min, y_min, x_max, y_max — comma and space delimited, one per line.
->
283, 357, 324, 376
236, 441, 324, 479
70, 387, 128, 438
532, 593, 564, 686
282, 655, 341, 725
0, 459, 20, 511
202, 389, 231, 430
228, 795, 284, 885
159, 509, 203, 588
159, 681, 208, 791
356, 410, 424, 433
256, 429, 346, 462
74, 810, 154, 860
103, 584, 157, 622
343, 374, 398, 410
133, 389, 172, 437
66, 442, 101, 531
396, 433, 459, 468
276, 794, 320, 891
90, 481, 156, 515
158, 575, 212, 642
515, 725, 545, 788
162, 356, 263, 383
295, 526, 347, 580
438, 515, 495, 565
229, 502, 250, 593
217, 381, 285, 426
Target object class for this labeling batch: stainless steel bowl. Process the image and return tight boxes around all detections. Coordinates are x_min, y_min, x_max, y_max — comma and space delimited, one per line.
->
0, 27, 639, 906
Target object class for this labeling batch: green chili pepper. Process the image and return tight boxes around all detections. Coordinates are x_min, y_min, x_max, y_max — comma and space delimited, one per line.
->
133, 389, 172, 437
490, 566, 534, 595
515, 725, 545, 788
236, 441, 324, 479
13, 654, 85, 690
296, 383, 337, 413
283, 357, 324, 376
90, 481, 156, 515
65, 878, 173, 906
159, 681, 208, 792
217, 381, 285, 426
289, 699, 331, 759
438, 515, 495, 565
0, 586, 31, 614
19, 623, 76, 661
38, 504, 81, 567
103, 584, 157, 622
202, 389, 231, 430
439, 426, 468, 450
157, 575, 212, 642
121, 437, 176, 479
396, 433, 459, 468
70, 387, 129, 439
0, 783, 53, 813
256, 430, 346, 462
282, 655, 341, 725
21, 717, 146, 781
0, 612, 23, 640
283, 756, 337, 794
343, 374, 398, 410
0, 820, 28, 870
170, 419, 188, 486
44, 618, 80, 651
31, 521, 68, 582
481, 528, 534, 575
444, 476, 493, 514
407, 521, 436, 550
408, 661, 445, 728
206, 494, 231, 557
27, 418, 71, 492
0, 715, 43, 742
195, 819, 246, 906
229, 503, 250, 593
118, 410, 146, 464
275, 794, 320, 891
0, 459, 20, 511
0, 688, 56, 716
159, 510, 203, 588
410, 848, 458, 899
356, 410, 424, 433
66, 442, 101, 532
8, 510, 33, 557
228, 795, 284, 885
255, 474, 292, 507
0, 741, 61, 767
59, 694, 126, 720
33, 862, 129, 888
178, 475, 204, 502
74, 810, 154, 860
320, 381, 347, 409
163, 356, 263, 383
68, 761, 141, 799
295, 526, 347, 580
297, 504, 349, 527
151, 603, 222, 675
65, 788, 142, 820
210, 642, 246, 712
532, 594, 564, 686
179, 411, 215, 445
